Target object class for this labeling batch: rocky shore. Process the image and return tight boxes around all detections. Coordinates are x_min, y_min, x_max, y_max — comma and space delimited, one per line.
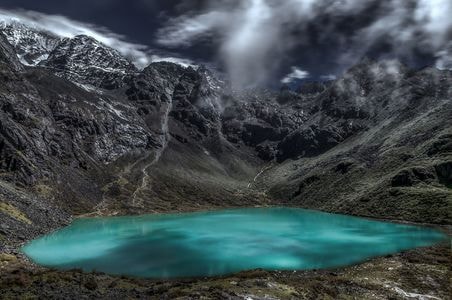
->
1, 241, 450, 299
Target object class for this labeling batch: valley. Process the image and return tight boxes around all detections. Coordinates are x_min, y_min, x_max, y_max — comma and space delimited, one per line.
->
0, 21, 451, 299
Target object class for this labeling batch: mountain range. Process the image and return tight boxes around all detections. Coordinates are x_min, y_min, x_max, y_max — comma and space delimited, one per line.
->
0, 20, 451, 299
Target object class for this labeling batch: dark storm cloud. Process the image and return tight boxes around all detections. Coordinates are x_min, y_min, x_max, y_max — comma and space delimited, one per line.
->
157, 0, 452, 87
0, 0, 194, 48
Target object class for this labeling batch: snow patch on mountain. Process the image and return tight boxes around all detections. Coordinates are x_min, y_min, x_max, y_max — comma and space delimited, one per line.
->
0, 21, 61, 66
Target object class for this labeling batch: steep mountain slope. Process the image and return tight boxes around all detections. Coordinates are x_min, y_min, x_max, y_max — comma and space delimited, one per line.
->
0, 31, 262, 246
264, 65, 452, 223
43, 35, 138, 89
217, 60, 452, 223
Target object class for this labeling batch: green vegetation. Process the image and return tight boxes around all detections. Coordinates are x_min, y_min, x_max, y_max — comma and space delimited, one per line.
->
0, 201, 32, 224
33, 184, 54, 198
0, 253, 17, 263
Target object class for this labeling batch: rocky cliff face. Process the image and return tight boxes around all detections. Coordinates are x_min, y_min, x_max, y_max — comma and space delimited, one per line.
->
43, 35, 138, 89
0, 23, 451, 248
266, 63, 452, 224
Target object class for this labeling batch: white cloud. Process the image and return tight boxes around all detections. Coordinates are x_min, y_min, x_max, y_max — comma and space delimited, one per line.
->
414, 0, 452, 48
150, 55, 196, 68
281, 67, 310, 84
157, 11, 228, 47
320, 74, 337, 81
339, 0, 452, 70
435, 44, 452, 70
157, 0, 319, 87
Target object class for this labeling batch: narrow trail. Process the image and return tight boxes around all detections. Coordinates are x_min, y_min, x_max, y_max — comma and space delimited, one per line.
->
91, 100, 174, 214
90, 94, 174, 215
247, 163, 274, 189
91, 105, 175, 215
131, 100, 173, 207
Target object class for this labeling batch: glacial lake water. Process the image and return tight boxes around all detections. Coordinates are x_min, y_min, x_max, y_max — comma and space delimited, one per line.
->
22, 207, 447, 278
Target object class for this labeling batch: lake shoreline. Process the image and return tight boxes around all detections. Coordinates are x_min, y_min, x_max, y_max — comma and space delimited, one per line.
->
21, 207, 448, 279
1, 243, 450, 299
1, 206, 451, 299
4, 205, 451, 272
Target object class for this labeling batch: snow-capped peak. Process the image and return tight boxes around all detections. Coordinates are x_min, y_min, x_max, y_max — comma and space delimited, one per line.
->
45, 34, 136, 73
1, 20, 138, 88
42, 34, 137, 88
0, 21, 61, 66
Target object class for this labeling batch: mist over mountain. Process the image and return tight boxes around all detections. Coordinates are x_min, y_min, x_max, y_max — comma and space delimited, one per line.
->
157, 0, 452, 87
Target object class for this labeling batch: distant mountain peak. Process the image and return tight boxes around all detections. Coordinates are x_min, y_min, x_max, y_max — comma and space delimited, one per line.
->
45, 33, 136, 72
0, 22, 138, 88
41, 33, 138, 89
0, 21, 61, 66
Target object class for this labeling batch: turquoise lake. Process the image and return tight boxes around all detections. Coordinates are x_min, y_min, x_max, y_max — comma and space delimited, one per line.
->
22, 207, 447, 278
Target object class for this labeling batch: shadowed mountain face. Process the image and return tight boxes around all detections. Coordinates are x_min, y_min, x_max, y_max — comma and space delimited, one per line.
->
0, 22, 451, 247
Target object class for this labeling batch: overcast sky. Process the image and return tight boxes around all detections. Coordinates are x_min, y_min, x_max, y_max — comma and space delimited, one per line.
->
0, 0, 451, 87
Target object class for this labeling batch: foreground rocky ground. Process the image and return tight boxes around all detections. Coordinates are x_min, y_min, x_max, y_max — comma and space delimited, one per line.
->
1, 242, 450, 299
1, 201, 450, 300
